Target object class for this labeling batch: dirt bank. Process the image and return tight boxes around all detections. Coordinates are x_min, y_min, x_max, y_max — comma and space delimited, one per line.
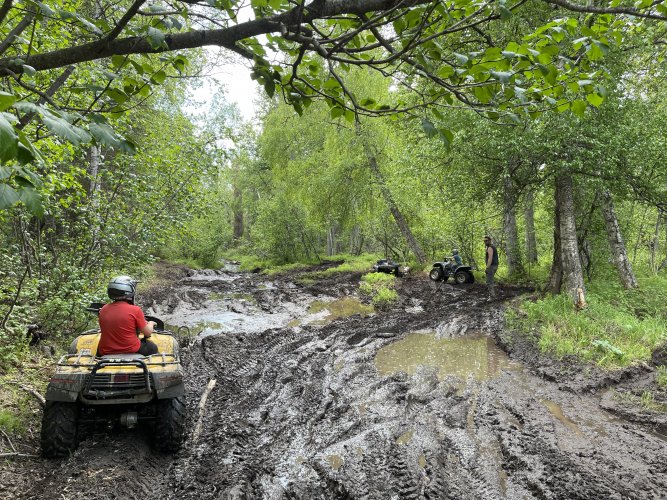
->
3, 264, 666, 499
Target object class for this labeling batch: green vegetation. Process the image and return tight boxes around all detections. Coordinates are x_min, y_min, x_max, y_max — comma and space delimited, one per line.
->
508, 273, 667, 367
360, 273, 399, 308
0, 0, 666, 398
656, 367, 667, 389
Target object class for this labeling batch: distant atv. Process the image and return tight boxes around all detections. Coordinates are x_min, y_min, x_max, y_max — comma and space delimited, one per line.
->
429, 258, 475, 284
41, 305, 185, 458
372, 259, 405, 276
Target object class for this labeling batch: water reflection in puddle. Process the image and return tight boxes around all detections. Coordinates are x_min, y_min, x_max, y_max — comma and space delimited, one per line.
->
541, 399, 585, 437
327, 454, 344, 470
292, 297, 374, 327
374, 332, 519, 381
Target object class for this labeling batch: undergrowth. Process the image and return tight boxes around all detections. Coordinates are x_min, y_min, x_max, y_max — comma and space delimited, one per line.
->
507, 271, 667, 368
359, 272, 398, 308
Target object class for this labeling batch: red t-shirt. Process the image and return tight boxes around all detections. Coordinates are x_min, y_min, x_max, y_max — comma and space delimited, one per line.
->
97, 301, 147, 355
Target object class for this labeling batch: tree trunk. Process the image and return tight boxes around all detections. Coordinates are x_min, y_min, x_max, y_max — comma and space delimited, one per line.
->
232, 184, 244, 241
524, 188, 538, 264
599, 189, 637, 288
349, 225, 363, 255
548, 189, 562, 294
87, 144, 101, 197
556, 173, 586, 307
358, 126, 427, 265
326, 223, 337, 257
503, 170, 524, 277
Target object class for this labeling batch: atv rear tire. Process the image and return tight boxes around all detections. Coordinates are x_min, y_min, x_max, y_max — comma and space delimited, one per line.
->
154, 396, 186, 453
429, 268, 443, 281
454, 270, 468, 284
41, 401, 79, 458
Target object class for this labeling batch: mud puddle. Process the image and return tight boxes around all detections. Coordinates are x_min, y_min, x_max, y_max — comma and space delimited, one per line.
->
375, 331, 520, 381
8, 264, 667, 499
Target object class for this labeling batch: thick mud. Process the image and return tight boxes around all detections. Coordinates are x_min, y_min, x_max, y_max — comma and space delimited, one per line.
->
3, 263, 667, 499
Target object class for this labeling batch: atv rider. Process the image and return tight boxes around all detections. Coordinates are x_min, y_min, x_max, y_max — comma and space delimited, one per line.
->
452, 249, 463, 267
97, 276, 158, 356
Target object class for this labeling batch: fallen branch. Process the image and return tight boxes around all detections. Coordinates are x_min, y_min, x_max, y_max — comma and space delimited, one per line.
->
2, 381, 46, 408
0, 428, 17, 452
190, 378, 217, 446
0, 452, 39, 458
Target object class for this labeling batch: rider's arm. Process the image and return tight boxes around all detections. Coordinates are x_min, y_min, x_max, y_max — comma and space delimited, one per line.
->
486, 247, 493, 268
140, 321, 155, 338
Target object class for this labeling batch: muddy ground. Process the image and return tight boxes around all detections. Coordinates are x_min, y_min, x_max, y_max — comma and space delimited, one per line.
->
2, 262, 667, 499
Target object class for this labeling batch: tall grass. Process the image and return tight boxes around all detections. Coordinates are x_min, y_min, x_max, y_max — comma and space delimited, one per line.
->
507, 272, 667, 367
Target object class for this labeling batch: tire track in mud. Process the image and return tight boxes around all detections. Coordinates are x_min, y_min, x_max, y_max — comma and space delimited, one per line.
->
11, 267, 667, 499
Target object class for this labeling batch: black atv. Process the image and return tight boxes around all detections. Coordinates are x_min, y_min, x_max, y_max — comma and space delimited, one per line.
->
429, 258, 475, 284
373, 259, 403, 276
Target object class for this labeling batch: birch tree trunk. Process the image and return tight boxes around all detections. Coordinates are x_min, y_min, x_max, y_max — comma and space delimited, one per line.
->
358, 124, 427, 264
524, 188, 538, 264
232, 184, 244, 241
599, 189, 637, 288
556, 173, 586, 306
503, 170, 524, 277
87, 144, 101, 197
548, 189, 562, 294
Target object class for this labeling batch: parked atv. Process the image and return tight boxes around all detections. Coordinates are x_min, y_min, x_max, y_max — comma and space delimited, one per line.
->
429, 258, 475, 284
373, 259, 404, 276
41, 306, 186, 458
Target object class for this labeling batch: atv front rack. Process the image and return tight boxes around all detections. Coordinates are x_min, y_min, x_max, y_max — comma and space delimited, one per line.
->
82, 358, 153, 400
57, 352, 179, 368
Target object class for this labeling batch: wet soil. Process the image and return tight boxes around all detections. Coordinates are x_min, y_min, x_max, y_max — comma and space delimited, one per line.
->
3, 262, 667, 499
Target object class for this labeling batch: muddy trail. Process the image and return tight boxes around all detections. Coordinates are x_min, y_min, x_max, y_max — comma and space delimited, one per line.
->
5, 263, 667, 499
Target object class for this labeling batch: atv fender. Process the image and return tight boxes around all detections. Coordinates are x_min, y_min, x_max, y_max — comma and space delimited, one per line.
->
45, 373, 86, 402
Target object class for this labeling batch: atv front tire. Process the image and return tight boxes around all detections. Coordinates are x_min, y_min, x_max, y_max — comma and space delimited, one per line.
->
41, 401, 79, 458
466, 271, 475, 283
429, 268, 443, 281
154, 396, 186, 453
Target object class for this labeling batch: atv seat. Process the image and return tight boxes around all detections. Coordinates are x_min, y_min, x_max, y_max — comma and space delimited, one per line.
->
100, 353, 146, 360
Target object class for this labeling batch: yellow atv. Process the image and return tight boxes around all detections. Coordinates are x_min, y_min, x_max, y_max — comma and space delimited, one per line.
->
41, 307, 186, 458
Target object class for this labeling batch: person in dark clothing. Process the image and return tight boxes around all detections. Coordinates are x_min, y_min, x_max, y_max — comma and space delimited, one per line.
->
484, 236, 499, 299
98, 276, 158, 356
452, 249, 463, 266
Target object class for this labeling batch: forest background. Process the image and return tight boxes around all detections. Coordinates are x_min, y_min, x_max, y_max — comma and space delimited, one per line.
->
0, 0, 666, 394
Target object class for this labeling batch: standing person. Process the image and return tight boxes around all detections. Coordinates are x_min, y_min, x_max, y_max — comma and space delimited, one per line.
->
97, 275, 158, 356
484, 236, 499, 299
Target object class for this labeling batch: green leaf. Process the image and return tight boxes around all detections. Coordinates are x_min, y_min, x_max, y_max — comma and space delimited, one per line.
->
106, 88, 128, 104
0, 114, 18, 163
0, 166, 11, 180
499, 6, 512, 20
330, 106, 344, 119
151, 70, 167, 84
264, 79, 275, 98
89, 122, 121, 147
0, 92, 16, 112
421, 118, 438, 138
571, 99, 587, 117
0, 183, 20, 209
453, 53, 469, 65
22, 65, 36, 76
111, 55, 127, 68
344, 109, 355, 124
42, 113, 91, 145
586, 93, 604, 107
146, 27, 165, 49
18, 186, 43, 216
